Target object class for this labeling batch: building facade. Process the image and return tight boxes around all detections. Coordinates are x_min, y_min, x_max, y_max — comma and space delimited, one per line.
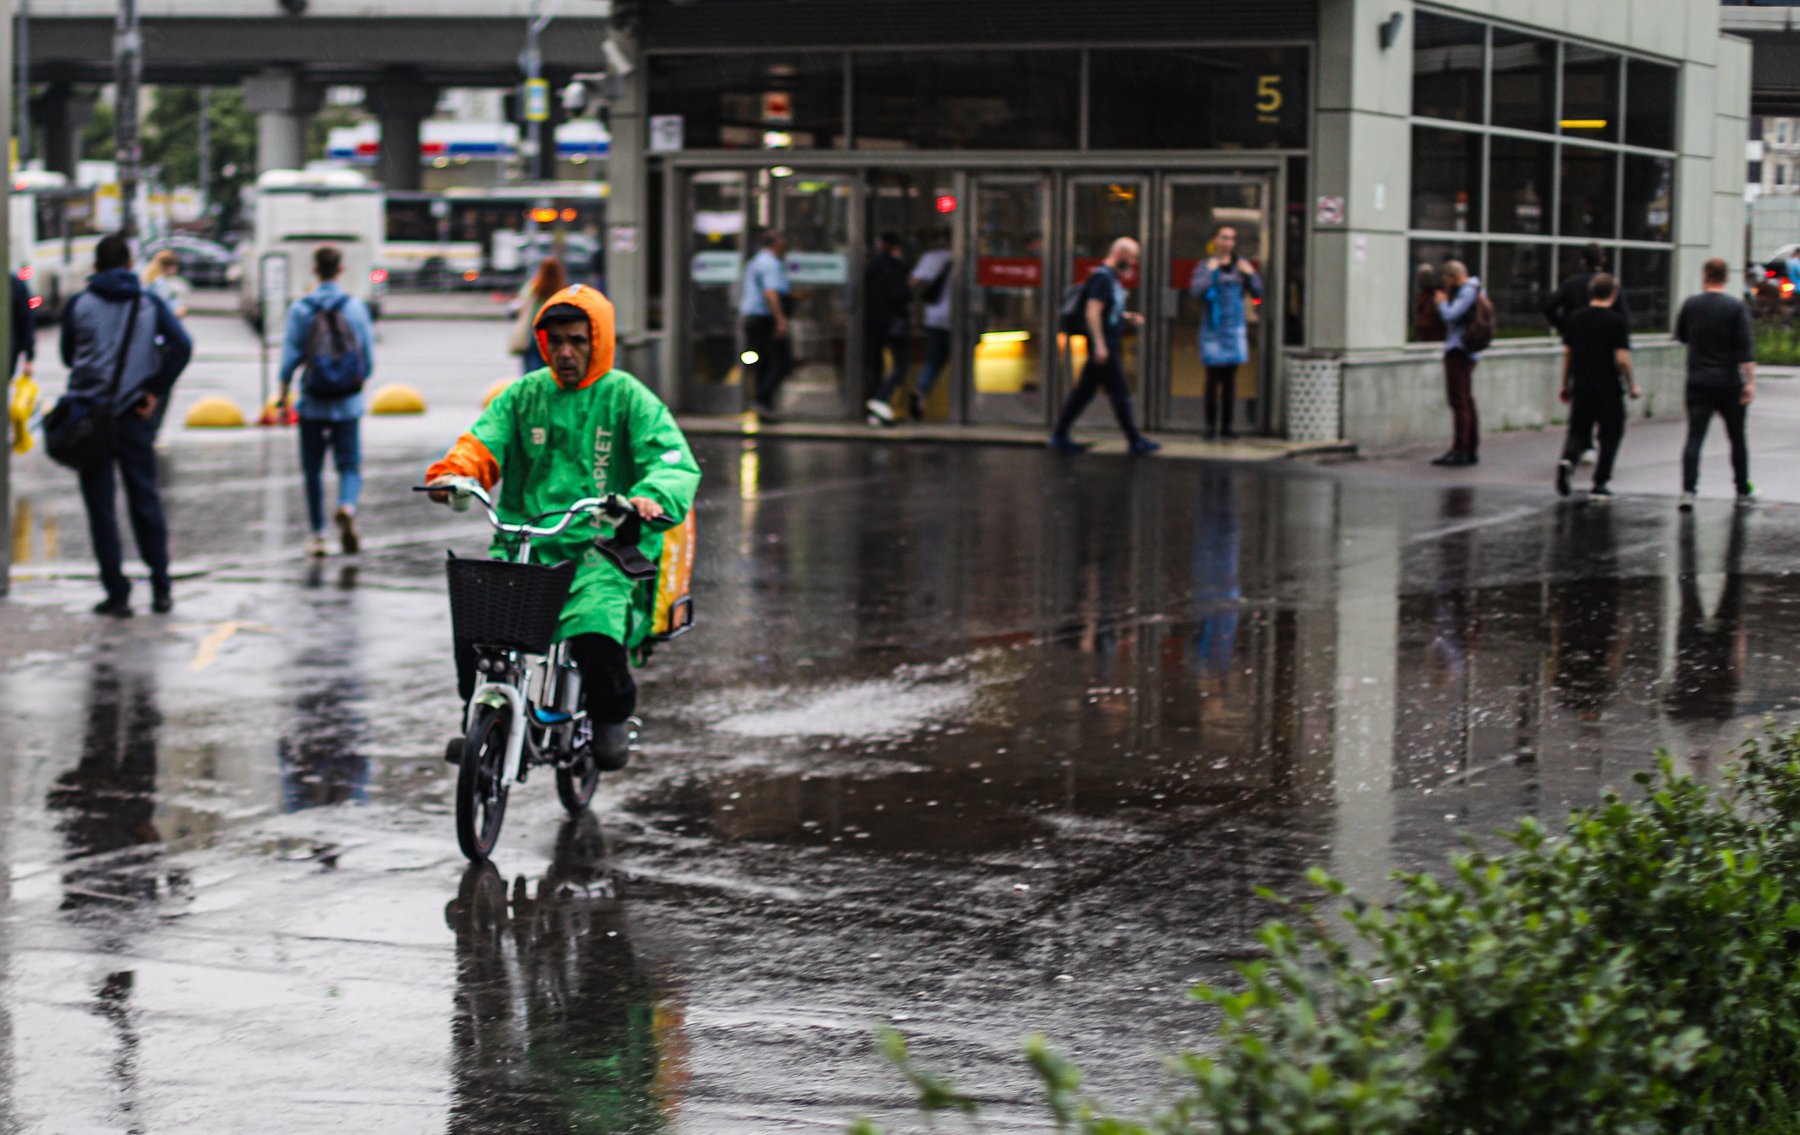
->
607, 0, 1749, 447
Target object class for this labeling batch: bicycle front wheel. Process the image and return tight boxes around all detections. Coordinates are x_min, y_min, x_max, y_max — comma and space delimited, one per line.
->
555, 745, 601, 813
456, 705, 513, 861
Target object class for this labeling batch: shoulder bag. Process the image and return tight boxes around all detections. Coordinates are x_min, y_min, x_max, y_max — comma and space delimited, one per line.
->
43, 295, 143, 471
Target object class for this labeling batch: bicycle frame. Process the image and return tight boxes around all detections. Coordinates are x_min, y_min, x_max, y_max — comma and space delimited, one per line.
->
437, 482, 630, 787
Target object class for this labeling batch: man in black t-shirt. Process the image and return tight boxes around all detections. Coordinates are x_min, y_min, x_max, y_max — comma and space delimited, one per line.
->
1546, 242, 1630, 333
1049, 237, 1158, 454
1556, 273, 1639, 500
1674, 257, 1756, 508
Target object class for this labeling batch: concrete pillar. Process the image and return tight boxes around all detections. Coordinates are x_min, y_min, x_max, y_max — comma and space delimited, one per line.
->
365, 71, 437, 192
242, 67, 321, 174
1311, 0, 1414, 352
32, 83, 94, 179
604, 25, 650, 377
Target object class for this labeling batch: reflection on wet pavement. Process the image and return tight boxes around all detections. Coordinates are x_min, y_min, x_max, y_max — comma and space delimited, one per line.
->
2, 436, 1799, 1130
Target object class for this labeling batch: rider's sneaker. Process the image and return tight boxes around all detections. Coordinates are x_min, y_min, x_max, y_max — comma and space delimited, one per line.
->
595, 721, 633, 771
444, 737, 464, 764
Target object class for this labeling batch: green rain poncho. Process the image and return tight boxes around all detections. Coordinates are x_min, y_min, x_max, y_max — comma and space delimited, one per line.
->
427, 284, 700, 649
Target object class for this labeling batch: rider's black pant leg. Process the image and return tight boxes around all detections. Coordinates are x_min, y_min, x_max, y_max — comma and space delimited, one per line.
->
567, 634, 637, 724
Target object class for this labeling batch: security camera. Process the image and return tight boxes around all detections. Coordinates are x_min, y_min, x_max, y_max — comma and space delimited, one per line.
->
602, 37, 635, 80
561, 80, 590, 115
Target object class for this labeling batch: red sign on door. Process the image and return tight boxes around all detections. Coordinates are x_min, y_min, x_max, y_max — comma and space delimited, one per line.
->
761, 91, 793, 124
1072, 257, 1140, 289
976, 257, 1042, 288
1171, 259, 1200, 288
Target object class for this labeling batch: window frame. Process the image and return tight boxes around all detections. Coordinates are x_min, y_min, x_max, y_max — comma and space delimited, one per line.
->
1406, 7, 1680, 343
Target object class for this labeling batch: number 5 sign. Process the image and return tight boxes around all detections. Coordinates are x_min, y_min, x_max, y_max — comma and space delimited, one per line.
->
1256, 74, 1283, 124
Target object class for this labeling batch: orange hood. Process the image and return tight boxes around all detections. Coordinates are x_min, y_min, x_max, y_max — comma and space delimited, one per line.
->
533, 283, 616, 390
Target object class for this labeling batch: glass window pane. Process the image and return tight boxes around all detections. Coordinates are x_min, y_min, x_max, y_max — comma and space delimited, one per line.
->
1488, 137, 1553, 234
1089, 48, 1308, 149
1486, 243, 1552, 338
1559, 146, 1617, 239
1620, 247, 1671, 332
1411, 127, 1483, 232
1556, 243, 1619, 289
1490, 30, 1556, 133
1561, 45, 1621, 143
1622, 155, 1674, 243
649, 53, 845, 150
1626, 60, 1678, 151
854, 51, 1077, 150
1412, 12, 1484, 123
1407, 239, 1478, 343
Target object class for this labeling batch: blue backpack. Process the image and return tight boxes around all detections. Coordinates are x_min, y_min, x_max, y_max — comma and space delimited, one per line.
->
301, 294, 369, 399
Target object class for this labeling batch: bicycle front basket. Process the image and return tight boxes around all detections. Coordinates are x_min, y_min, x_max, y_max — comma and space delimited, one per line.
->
445, 555, 576, 655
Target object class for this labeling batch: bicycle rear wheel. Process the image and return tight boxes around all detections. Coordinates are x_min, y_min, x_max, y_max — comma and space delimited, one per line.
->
555, 745, 601, 813
457, 706, 512, 861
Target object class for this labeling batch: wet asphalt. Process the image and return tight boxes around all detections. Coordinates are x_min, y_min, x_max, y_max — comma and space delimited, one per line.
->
3, 314, 1799, 1133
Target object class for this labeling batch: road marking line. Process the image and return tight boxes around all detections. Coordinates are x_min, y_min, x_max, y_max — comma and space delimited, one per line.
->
189, 621, 278, 671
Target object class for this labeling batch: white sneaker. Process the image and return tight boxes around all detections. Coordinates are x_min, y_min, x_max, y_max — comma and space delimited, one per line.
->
864, 398, 895, 425
305, 533, 329, 557
1678, 492, 1696, 512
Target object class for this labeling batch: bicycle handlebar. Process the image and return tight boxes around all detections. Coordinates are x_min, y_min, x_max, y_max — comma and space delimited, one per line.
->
411, 483, 637, 538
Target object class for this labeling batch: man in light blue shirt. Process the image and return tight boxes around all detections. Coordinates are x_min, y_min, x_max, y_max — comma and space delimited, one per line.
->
1432, 259, 1482, 466
739, 229, 792, 417
276, 245, 376, 557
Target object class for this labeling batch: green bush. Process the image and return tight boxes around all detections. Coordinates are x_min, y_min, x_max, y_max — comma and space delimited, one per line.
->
1753, 321, 1800, 366
854, 736, 1800, 1134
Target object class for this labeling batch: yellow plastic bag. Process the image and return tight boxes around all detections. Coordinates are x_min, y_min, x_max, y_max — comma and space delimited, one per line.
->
651, 512, 696, 640
8, 372, 37, 455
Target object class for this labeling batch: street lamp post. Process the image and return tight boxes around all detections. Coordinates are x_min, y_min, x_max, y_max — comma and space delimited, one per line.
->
15, 0, 27, 167
113, 0, 141, 237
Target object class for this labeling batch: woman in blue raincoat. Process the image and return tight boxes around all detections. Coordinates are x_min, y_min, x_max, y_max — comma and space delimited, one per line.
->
1189, 224, 1263, 439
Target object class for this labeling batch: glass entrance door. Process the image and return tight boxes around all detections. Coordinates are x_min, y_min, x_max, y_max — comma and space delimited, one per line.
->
965, 177, 1049, 425
1158, 178, 1272, 433
682, 170, 749, 416
772, 171, 857, 419
1062, 178, 1148, 420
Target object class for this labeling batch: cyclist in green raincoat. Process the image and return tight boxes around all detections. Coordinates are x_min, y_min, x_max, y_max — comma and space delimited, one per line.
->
426, 283, 700, 767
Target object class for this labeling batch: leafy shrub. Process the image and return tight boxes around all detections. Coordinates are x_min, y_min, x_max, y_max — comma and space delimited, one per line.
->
853, 736, 1800, 1134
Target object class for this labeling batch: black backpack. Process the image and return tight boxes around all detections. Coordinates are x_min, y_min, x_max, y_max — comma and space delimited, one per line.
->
919, 259, 952, 306
1058, 279, 1092, 336
301, 295, 369, 399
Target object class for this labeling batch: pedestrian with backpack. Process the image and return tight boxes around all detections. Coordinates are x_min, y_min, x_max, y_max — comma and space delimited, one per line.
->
1432, 259, 1493, 466
276, 245, 375, 557
1048, 237, 1159, 455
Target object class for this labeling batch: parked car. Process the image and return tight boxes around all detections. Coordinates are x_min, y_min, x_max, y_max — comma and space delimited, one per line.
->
141, 235, 242, 289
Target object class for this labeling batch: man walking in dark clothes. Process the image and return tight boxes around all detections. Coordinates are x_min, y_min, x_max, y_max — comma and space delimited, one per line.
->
862, 230, 912, 426
1674, 257, 1756, 510
1048, 237, 1159, 455
1546, 243, 1630, 333
1555, 273, 1639, 502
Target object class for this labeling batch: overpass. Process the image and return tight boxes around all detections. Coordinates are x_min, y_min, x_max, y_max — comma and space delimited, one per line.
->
21, 0, 615, 185
1722, 3, 1800, 115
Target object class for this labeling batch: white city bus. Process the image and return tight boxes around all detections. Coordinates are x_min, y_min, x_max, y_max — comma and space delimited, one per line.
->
10, 170, 103, 321
240, 168, 386, 329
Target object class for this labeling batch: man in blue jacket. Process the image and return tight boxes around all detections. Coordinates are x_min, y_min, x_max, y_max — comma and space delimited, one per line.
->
275, 245, 376, 557
61, 233, 193, 617
1433, 260, 1484, 466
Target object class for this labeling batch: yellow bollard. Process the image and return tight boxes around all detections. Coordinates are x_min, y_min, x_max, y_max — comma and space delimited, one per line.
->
184, 396, 247, 428
481, 379, 514, 408
369, 383, 427, 415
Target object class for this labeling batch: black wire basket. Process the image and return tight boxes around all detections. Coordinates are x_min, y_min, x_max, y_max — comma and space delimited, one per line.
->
445, 555, 576, 654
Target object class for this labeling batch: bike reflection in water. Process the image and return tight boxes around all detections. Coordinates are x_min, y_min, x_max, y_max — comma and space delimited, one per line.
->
445, 814, 678, 1133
